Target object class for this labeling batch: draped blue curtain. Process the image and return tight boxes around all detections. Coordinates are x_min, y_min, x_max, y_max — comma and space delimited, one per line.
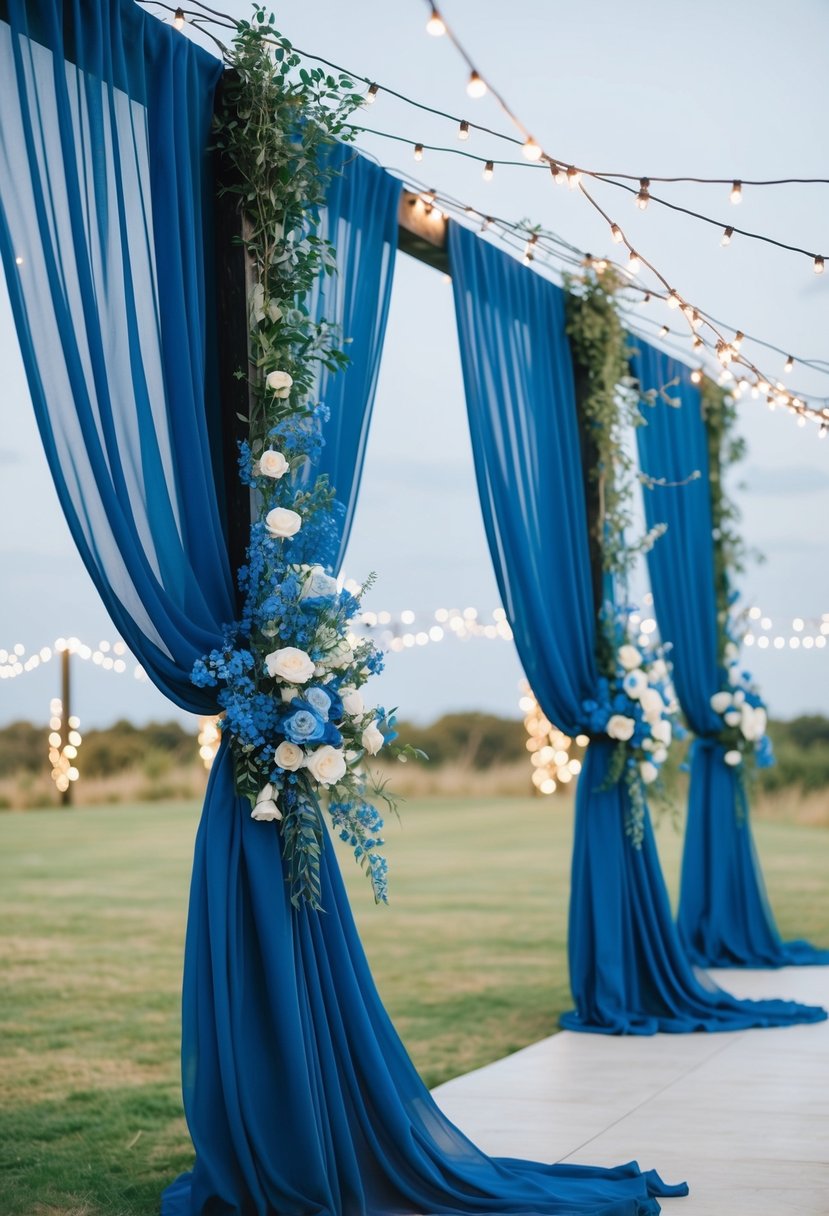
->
0, 4, 691, 1214
309, 144, 401, 570
449, 219, 825, 1035
633, 344, 829, 968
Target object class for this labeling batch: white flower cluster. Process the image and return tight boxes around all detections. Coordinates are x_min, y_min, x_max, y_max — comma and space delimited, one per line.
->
710, 644, 768, 768
607, 642, 676, 786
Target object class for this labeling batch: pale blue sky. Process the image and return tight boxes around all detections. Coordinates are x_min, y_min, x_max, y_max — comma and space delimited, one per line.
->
1, 0, 828, 729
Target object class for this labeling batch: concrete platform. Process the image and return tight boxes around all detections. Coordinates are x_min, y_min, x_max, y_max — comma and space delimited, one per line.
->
431, 967, 829, 1214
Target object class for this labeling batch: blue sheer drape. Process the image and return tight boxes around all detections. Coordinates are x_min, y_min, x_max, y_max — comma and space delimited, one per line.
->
449, 219, 825, 1034
309, 144, 401, 570
0, 5, 690, 1213
633, 344, 829, 968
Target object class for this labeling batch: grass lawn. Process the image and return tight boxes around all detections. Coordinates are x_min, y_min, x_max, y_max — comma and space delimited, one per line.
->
0, 796, 827, 1215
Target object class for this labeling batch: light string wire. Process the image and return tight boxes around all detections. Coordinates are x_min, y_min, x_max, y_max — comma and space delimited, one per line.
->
135, 1, 829, 424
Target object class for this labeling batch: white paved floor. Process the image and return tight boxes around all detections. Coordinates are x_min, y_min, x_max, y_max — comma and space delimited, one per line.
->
431, 967, 829, 1215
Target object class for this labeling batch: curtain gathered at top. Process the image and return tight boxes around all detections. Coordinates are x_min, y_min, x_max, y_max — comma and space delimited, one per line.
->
448, 218, 826, 1035
633, 344, 829, 969
0, 3, 688, 1214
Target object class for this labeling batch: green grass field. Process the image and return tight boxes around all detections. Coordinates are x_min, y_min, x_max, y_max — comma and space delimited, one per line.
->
1, 797, 828, 1216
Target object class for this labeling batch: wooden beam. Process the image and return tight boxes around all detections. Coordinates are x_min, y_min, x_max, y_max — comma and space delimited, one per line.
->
398, 190, 450, 274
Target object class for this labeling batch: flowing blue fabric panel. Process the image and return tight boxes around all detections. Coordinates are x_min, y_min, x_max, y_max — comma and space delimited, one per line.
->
450, 221, 825, 1034
633, 343, 829, 968
309, 145, 401, 570
0, 5, 692, 1212
0, 0, 233, 711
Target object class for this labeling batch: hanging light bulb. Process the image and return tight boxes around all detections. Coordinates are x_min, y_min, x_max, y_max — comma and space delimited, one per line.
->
635, 177, 650, 210
610, 223, 623, 244
628, 250, 641, 274
413, 143, 424, 162
784, 355, 794, 374
733, 330, 744, 350
667, 290, 680, 309
550, 163, 564, 185
522, 136, 543, 162
692, 335, 703, 350
721, 225, 733, 246
173, 7, 185, 29
480, 216, 492, 232
642, 292, 651, 304
467, 71, 487, 99
659, 324, 669, 337
691, 367, 703, 384
730, 179, 742, 204
482, 160, 494, 181
815, 255, 825, 274
523, 250, 535, 266
426, 6, 446, 35
458, 120, 470, 140
366, 82, 379, 104
566, 166, 581, 189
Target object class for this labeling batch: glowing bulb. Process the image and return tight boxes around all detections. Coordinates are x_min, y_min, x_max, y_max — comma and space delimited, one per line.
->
366, 82, 379, 104
635, 177, 650, 210
733, 330, 744, 350
815, 255, 825, 274
659, 324, 669, 337
628, 251, 641, 274
610, 223, 623, 243
667, 290, 680, 309
458, 119, 469, 140
173, 7, 185, 29
691, 368, 703, 384
426, 7, 446, 35
522, 136, 542, 162
566, 166, 581, 189
482, 160, 494, 181
730, 179, 742, 204
721, 225, 733, 246
784, 355, 794, 373
692, 335, 703, 350
467, 71, 487, 99
14, 255, 23, 266
413, 143, 424, 162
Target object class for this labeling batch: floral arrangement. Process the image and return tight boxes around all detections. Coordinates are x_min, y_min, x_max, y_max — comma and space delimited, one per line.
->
709, 640, 773, 773
581, 607, 681, 845
193, 9, 417, 909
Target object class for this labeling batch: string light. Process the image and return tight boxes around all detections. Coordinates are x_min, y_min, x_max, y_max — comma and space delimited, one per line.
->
721, 225, 733, 246
691, 367, 703, 384
815, 255, 825, 274
458, 119, 469, 140
173, 7, 185, 29
635, 177, 650, 210
366, 82, 379, 104
48, 697, 81, 794
482, 159, 494, 181
566, 166, 581, 190
550, 163, 564, 185
610, 223, 623, 243
425, 4, 446, 36
519, 682, 586, 796
466, 70, 487, 99
730, 179, 742, 204
784, 355, 794, 374
667, 290, 681, 310
413, 143, 424, 161
198, 716, 222, 771
627, 250, 641, 275
522, 136, 543, 162
659, 324, 670, 337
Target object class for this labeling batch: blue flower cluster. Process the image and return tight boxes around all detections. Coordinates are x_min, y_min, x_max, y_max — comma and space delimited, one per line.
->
329, 796, 389, 904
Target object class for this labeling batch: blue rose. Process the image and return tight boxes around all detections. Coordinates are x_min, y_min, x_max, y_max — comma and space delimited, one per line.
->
282, 704, 327, 745
305, 686, 333, 720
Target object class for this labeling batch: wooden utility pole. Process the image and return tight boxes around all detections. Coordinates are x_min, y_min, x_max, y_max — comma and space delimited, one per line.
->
61, 647, 71, 807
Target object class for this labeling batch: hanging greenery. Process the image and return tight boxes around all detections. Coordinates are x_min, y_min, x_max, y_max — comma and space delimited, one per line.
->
194, 8, 420, 909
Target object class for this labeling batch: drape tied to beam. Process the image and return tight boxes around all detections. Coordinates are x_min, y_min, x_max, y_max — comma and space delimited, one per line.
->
0, 2, 689, 1213
448, 219, 825, 1035
633, 344, 829, 969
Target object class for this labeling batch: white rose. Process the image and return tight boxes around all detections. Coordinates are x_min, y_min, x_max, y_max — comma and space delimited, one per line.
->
710, 691, 732, 714
732, 689, 746, 706
724, 641, 739, 662
340, 686, 365, 717
652, 719, 672, 745
652, 745, 668, 764
259, 449, 289, 479
274, 741, 304, 771
607, 714, 635, 742
640, 760, 658, 785
724, 749, 742, 767
724, 709, 742, 727
639, 688, 664, 719
265, 646, 315, 684
266, 369, 293, 398
740, 704, 766, 742
622, 670, 648, 699
301, 565, 339, 601
280, 685, 299, 703
251, 783, 282, 821
728, 665, 742, 686
321, 640, 354, 669
361, 721, 385, 755
305, 745, 347, 787
618, 645, 642, 671
650, 659, 668, 683
265, 507, 302, 539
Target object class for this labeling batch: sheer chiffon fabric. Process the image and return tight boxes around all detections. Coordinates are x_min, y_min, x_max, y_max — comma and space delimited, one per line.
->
0, 3, 690, 1211
633, 345, 829, 970
449, 220, 825, 1033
